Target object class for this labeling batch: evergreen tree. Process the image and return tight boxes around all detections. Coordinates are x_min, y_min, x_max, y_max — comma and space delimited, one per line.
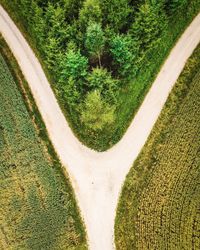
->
31, 2, 46, 47
164, 0, 188, 14
61, 0, 85, 22
79, 0, 102, 31
130, 3, 167, 51
44, 37, 61, 73
87, 67, 118, 103
59, 48, 88, 84
60, 77, 81, 109
99, 0, 132, 31
110, 34, 139, 77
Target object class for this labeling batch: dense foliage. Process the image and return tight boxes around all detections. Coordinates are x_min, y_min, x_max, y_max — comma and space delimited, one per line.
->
0, 49, 87, 249
80, 90, 115, 131
1, 0, 199, 150
115, 45, 200, 249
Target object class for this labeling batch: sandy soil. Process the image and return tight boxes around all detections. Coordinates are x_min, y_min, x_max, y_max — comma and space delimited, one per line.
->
1, 6, 200, 249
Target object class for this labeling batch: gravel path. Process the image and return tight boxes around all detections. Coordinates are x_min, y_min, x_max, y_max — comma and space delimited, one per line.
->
1, 6, 200, 250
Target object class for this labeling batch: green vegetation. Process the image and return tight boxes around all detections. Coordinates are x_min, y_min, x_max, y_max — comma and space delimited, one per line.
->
80, 90, 115, 131
115, 44, 200, 249
1, 0, 199, 150
0, 39, 87, 250
85, 22, 105, 67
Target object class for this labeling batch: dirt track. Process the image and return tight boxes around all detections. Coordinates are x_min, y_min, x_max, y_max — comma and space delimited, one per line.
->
1, 6, 200, 249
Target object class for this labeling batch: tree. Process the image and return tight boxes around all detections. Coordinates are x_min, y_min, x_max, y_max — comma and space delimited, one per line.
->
130, 3, 167, 52
59, 48, 88, 85
44, 37, 61, 73
79, 0, 102, 31
62, 0, 85, 23
99, 0, 132, 32
87, 67, 118, 103
87, 67, 115, 89
164, 0, 188, 14
30, 2, 46, 47
59, 77, 81, 109
110, 34, 139, 77
85, 23, 105, 67
80, 90, 115, 131
43, 3, 71, 74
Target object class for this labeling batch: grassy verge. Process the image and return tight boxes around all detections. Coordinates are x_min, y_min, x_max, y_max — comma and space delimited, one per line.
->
115, 44, 200, 249
0, 2, 199, 151
0, 37, 87, 250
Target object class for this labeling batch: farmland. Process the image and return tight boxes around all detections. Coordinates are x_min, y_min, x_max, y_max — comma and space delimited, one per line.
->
115, 44, 200, 249
0, 43, 87, 249
1, 0, 200, 151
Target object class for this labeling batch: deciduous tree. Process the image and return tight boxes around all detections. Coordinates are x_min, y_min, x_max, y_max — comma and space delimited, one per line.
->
85, 22, 105, 67
80, 90, 115, 131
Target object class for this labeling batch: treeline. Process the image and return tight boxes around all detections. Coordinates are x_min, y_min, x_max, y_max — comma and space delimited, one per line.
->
1, 0, 195, 132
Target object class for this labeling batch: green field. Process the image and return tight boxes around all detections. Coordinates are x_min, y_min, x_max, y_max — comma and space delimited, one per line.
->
115, 45, 200, 249
1, 0, 199, 151
0, 49, 87, 249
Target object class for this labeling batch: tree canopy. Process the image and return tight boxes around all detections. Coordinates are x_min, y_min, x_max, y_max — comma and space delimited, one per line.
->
3, 0, 196, 141
85, 22, 105, 67
80, 90, 115, 131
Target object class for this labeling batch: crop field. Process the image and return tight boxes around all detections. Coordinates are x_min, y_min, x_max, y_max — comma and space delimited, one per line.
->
0, 52, 87, 249
115, 45, 200, 249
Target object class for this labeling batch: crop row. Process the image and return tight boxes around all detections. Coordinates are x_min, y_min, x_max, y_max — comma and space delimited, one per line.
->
136, 75, 200, 250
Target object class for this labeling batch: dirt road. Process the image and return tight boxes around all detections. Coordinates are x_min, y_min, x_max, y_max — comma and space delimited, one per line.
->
1, 6, 200, 249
